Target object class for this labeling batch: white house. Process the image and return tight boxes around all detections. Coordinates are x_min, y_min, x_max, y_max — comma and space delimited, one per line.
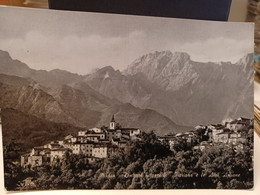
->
92, 144, 108, 158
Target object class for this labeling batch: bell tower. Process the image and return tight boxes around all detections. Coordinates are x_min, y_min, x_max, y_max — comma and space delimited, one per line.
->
110, 115, 116, 130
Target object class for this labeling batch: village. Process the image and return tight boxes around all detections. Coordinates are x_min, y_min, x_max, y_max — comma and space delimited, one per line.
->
21, 116, 253, 168
158, 117, 253, 152
21, 115, 141, 167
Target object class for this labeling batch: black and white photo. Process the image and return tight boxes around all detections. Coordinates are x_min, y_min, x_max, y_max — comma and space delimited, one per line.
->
0, 6, 254, 190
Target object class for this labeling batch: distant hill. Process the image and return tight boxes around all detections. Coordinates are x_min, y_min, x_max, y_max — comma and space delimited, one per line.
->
1, 108, 83, 152
0, 74, 79, 126
0, 50, 83, 88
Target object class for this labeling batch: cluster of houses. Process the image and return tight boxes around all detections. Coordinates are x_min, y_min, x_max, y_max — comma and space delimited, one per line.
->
21, 115, 141, 167
158, 117, 253, 152
20, 115, 253, 168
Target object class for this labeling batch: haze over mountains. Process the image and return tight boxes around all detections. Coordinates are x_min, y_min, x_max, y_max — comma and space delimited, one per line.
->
0, 49, 254, 141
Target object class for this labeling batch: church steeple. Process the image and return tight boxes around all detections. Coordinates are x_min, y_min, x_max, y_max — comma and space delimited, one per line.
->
111, 115, 115, 122
110, 114, 116, 130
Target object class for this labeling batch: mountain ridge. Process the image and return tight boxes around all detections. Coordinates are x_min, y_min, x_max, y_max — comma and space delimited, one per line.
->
0, 72, 188, 136
0, 49, 253, 131
86, 50, 254, 126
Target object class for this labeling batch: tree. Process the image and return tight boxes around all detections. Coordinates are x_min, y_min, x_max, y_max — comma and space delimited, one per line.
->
114, 182, 124, 189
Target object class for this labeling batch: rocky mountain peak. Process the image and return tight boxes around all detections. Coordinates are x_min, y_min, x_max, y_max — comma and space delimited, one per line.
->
172, 51, 190, 61
236, 53, 253, 72
88, 66, 122, 80
124, 50, 191, 77
236, 53, 253, 64
230, 53, 253, 84
123, 50, 193, 91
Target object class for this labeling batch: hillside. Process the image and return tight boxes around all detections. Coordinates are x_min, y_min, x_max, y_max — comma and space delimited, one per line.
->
1, 108, 83, 152
0, 73, 187, 137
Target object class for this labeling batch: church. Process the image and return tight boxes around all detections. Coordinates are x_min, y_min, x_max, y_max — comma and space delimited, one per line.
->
105, 114, 141, 141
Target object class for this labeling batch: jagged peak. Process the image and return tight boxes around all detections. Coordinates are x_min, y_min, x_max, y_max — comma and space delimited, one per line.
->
154, 50, 173, 56
124, 50, 191, 77
172, 51, 191, 60
235, 53, 254, 73
236, 53, 253, 65
131, 50, 191, 65
140, 50, 172, 60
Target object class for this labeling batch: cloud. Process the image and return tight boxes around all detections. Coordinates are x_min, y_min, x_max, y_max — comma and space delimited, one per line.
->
0, 30, 253, 74
0, 30, 148, 74
178, 37, 253, 63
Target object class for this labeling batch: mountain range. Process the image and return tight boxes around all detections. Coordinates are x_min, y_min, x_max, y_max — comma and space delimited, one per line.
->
0, 49, 254, 148
85, 50, 254, 126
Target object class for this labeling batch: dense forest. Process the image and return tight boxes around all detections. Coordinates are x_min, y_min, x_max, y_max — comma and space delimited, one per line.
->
4, 130, 253, 190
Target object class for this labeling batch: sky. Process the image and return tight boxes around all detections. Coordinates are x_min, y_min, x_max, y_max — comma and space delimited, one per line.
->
0, 6, 254, 75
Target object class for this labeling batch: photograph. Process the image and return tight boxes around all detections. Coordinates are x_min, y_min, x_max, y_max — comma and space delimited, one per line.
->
0, 6, 254, 190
